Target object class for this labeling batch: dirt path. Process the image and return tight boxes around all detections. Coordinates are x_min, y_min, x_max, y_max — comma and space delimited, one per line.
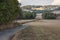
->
0, 25, 29, 40
0, 19, 37, 40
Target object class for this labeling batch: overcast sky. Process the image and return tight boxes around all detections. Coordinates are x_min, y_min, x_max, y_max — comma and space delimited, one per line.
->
18, 0, 60, 6
52, 0, 60, 5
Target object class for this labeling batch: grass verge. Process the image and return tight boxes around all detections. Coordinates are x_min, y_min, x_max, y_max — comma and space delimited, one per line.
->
0, 22, 21, 31
0, 19, 36, 31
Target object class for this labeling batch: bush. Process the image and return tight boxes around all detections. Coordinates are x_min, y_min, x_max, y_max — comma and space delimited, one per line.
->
22, 11, 36, 19
0, 0, 20, 24
42, 12, 56, 19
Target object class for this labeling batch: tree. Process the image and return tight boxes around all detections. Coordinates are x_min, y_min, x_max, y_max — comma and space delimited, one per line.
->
42, 12, 56, 19
0, 0, 21, 24
22, 11, 36, 19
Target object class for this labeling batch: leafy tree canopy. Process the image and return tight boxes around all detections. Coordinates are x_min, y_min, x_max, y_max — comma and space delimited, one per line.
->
0, 0, 21, 24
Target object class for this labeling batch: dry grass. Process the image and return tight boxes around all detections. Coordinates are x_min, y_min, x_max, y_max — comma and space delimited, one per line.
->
0, 22, 21, 31
11, 25, 60, 40
31, 26, 60, 40
0, 20, 35, 31
11, 27, 36, 40
11, 20, 60, 40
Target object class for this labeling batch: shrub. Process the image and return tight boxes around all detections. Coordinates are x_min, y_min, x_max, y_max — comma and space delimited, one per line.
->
0, 0, 20, 24
22, 11, 36, 19
42, 12, 56, 19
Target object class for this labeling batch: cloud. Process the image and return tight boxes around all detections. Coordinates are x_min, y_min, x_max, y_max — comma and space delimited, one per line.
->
52, 0, 60, 5
18, 0, 21, 3
18, 0, 53, 6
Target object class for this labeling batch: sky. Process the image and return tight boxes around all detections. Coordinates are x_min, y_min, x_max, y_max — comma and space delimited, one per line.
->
18, 0, 60, 6
52, 0, 60, 5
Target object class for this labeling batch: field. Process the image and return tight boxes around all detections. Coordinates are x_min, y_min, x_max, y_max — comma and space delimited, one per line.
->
12, 20, 60, 40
